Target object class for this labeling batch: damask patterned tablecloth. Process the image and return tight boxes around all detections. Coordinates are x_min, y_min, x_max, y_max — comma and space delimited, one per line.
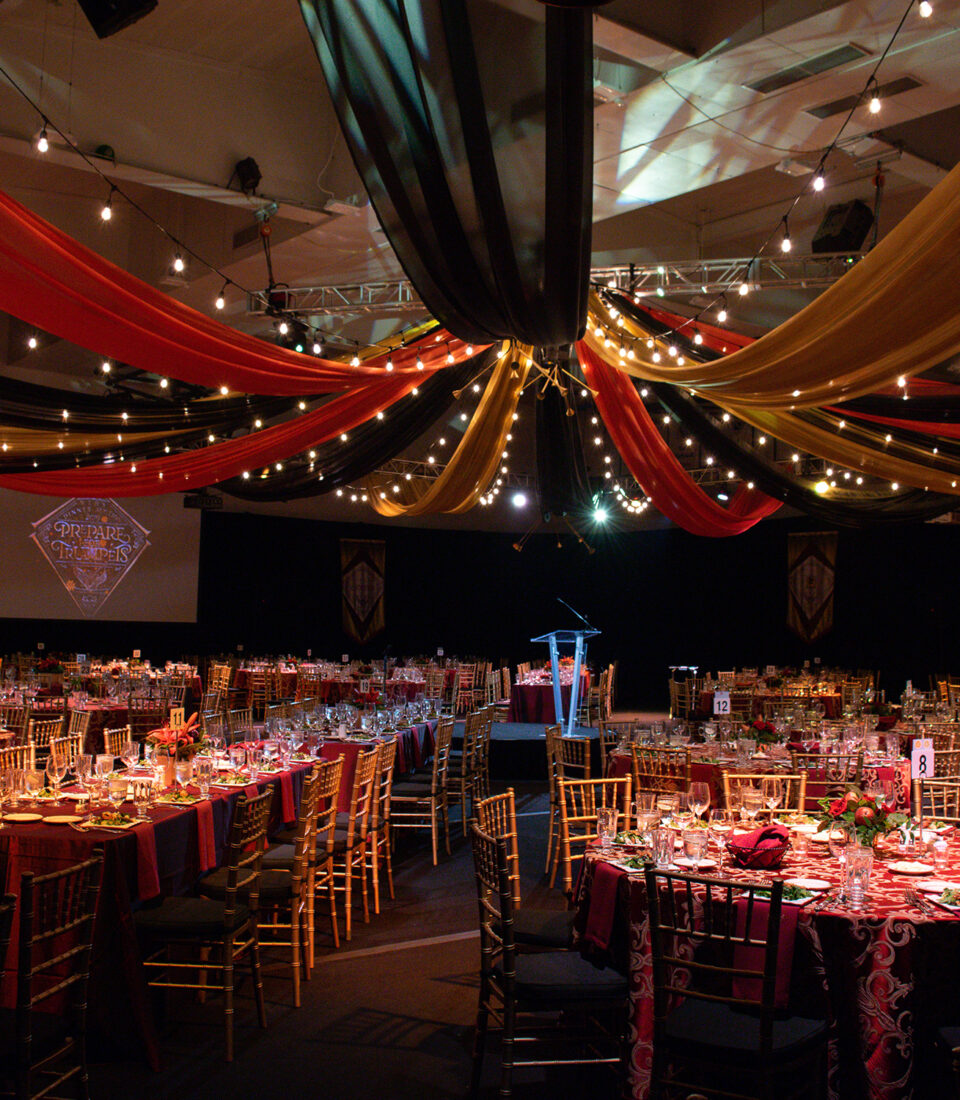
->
573, 836, 960, 1100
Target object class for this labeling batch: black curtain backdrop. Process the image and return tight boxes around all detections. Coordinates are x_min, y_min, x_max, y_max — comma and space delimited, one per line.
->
3, 509, 960, 707
219, 349, 488, 501
535, 369, 592, 519
300, 0, 592, 347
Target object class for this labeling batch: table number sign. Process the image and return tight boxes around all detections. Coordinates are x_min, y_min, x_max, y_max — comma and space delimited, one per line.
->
169, 707, 185, 730
911, 738, 934, 780
713, 690, 731, 715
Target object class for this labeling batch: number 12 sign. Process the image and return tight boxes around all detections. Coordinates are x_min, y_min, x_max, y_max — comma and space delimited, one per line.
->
713, 691, 731, 716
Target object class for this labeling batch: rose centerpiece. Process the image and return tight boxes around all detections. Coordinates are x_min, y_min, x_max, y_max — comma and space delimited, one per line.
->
818, 787, 907, 850
744, 718, 779, 745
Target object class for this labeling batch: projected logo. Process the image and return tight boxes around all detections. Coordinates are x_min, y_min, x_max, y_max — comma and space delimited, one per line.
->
30, 499, 151, 617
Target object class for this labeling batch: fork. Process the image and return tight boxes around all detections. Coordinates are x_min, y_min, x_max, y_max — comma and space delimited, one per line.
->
903, 888, 933, 915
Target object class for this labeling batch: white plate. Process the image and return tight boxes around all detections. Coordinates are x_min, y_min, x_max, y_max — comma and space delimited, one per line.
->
674, 857, 718, 870
809, 832, 833, 844
784, 878, 831, 891
918, 879, 960, 894
3, 812, 42, 822
44, 814, 82, 825
888, 861, 934, 875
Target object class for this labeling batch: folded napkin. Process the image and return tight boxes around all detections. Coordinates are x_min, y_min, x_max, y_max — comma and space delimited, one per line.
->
196, 800, 216, 872
728, 824, 790, 869
582, 861, 623, 952
135, 821, 161, 901
732, 824, 790, 850
732, 896, 800, 1009
244, 783, 261, 802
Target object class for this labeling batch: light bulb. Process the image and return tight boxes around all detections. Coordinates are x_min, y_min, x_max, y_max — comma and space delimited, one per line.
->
738, 282, 749, 296
313, 342, 322, 355
36, 129, 49, 154
693, 331, 703, 345
781, 234, 792, 253
919, 0, 932, 15
717, 308, 727, 323
215, 293, 225, 310
173, 254, 185, 272
101, 361, 112, 374
220, 385, 229, 396
466, 344, 474, 355
27, 335, 38, 350
446, 351, 454, 364
869, 94, 881, 114
159, 378, 168, 389
278, 321, 289, 335
813, 173, 825, 192
386, 358, 394, 371
100, 199, 112, 221
351, 354, 360, 367
416, 356, 424, 370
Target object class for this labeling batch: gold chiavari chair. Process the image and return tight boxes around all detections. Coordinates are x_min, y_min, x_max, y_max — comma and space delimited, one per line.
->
936, 748, 960, 779
598, 719, 635, 769
630, 744, 691, 797
390, 716, 453, 866
0, 704, 27, 739
915, 778, 960, 823
227, 707, 255, 743
127, 697, 166, 741
332, 745, 379, 941
103, 724, 132, 759
721, 771, 807, 816
365, 738, 397, 914
547, 733, 595, 891
50, 732, 83, 771
67, 708, 91, 741
472, 707, 494, 803
425, 668, 445, 701
448, 710, 483, 835
0, 742, 36, 771
929, 726, 957, 752
556, 776, 632, 900
789, 749, 864, 809
27, 716, 64, 767
543, 724, 562, 874
475, 788, 573, 951
200, 688, 222, 716
136, 791, 271, 1061
457, 663, 479, 716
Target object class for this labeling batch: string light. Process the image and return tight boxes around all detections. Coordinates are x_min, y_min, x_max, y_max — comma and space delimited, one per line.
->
27, 335, 38, 350
416, 355, 424, 370
172, 252, 185, 273
386, 357, 394, 371
312, 341, 322, 355
215, 283, 227, 310
36, 126, 49, 153
351, 353, 360, 367
867, 77, 882, 114
693, 329, 703, 345
101, 360, 112, 374
159, 378, 168, 389
919, 0, 932, 15
780, 216, 792, 253
812, 172, 825, 192
738, 282, 749, 296
219, 385, 229, 396
100, 187, 114, 221
278, 321, 289, 336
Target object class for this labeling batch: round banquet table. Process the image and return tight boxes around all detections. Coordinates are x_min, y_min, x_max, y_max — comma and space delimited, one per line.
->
0, 761, 312, 1070
574, 834, 960, 1100
508, 673, 590, 724
72, 702, 130, 754
698, 689, 842, 720
608, 747, 913, 813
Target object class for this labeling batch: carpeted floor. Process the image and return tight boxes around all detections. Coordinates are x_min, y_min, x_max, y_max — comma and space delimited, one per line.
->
89, 778, 623, 1100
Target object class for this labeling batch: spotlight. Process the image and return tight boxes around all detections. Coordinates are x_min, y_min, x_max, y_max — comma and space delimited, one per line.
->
233, 156, 262, 194
593, 507, 608, 523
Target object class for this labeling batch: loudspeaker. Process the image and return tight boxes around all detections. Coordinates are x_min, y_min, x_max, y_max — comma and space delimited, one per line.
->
812, 198, 874, 254
77, 0, 157, 39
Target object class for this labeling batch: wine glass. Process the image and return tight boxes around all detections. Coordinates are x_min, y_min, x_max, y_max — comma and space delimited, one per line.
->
827, 821, 855, 869
194, 757, 214, 799
94, 754, 114, 805
761, 777, 783, 817
45, 753, 68, 801
688, 781, 711, 823
107, 776, 127, 811
24, 769, 44, 807
741, 788, 764, 824
121, 740, 139, 770
75, 753, 92, 792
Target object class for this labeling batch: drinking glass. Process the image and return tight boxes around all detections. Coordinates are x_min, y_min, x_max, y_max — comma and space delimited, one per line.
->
95, 754, 114, 804
107, 776, 127, 810
247, 745, 263, 773
8, 769, 25, 808
737, 738, 757, 763
121, 741, 139, 770
24, 769, 44, 806
933, 837, 950, 874
45, 753, 68, 800
844, 845, 874, 909
229, 745, 247, 772
143, 742, 156, 769
761, 777, 783, 816
656, 792, 679, 826
175, 759, 193, 789
688, 781, 710, 822
741, 788, 764, 823
75, 753, 92, 792
683, 830, 708, 867
134, 778, 156, 820
827, 821, 856, 870
653, 827, 676, 868
595, 806, 618, 848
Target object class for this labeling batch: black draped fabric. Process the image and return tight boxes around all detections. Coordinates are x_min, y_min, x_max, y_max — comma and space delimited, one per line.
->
220, 349, 487, 501
299, 0, 592, 347
651, 382, 958, 528
535, 363, 592, 519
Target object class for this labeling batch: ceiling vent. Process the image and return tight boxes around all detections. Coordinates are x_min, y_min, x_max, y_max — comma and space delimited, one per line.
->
745, 43, 870, 96
806, 76, 922, 119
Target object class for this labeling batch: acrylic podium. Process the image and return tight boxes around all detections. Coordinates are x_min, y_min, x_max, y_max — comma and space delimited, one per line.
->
530, 628, 599, 737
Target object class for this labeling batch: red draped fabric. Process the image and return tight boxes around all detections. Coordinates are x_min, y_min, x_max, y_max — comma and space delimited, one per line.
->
0, 370, 432, 496
643, 304, 755, 355
0, 189, 470, 395
824, 406, 960, 439
577, 342, 782, 536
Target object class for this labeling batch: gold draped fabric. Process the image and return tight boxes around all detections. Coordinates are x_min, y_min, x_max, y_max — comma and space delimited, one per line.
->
586, 156, 960, 408
369, 344, 529, 515
0, 425, 186, 456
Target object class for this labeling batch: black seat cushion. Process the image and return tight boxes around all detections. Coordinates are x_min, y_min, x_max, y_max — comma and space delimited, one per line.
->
391, 778, 433, 798
512, 907, 574, 949
0, 1006, 71, 1065
196, 868, 294, 903
498, 951, 627, 1003
134, 895, 251, 935
664, 999, 827, 1056
263, 843, 296, 868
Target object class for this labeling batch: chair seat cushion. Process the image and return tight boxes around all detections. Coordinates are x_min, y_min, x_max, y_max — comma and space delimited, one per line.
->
512, 907, 574, 949
0, 1006, 70, 1063
391, 778, 433, 797
134, 895, 251, 935
664, 999, 827, 1055
263, 843, 295, 868
499, 951, 627, 1003
196, 868, 295, 902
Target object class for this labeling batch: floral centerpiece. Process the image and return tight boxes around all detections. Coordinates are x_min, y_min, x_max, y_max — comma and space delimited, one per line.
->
818, 787, 907, 848
743, 718, 779, 745
558, 656, 575, 669
35, 655, 64, 674
146, 712, 208, 760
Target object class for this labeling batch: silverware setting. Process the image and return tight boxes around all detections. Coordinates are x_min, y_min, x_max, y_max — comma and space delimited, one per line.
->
903, 888, 934, 916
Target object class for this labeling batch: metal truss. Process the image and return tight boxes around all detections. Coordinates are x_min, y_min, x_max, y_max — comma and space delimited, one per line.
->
369, 457, 535, 489
246, 280, 423, 316
592, 251, 868, 297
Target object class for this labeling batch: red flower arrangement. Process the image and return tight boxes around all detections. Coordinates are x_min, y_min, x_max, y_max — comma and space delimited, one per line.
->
558, 656, 575, 668
818, 787, 906, 846
146, 712, 208, 760
744, 718, 779, 745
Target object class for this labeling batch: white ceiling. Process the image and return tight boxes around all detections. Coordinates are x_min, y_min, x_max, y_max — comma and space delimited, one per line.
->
1, 0, 959, 530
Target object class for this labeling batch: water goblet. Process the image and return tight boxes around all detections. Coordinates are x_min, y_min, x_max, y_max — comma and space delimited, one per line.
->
45, 752, 68, 801
596, 806, 619, 848
175, 758, 193, 789
761, 776, 783, 817
741, 788, 764, 824
688, 781, 710, 823
24, 769, 44, 807
229, 744, 247, 773
121, 740, 139, 770
653, 827, 676, 869
95, 753, 114, 804
75, 753, 93, 792
134, 778, 155, 820
656, 792, 679, 827
107, 775, 128, 811
682, 830, 708, 868
194, 758, 214, 799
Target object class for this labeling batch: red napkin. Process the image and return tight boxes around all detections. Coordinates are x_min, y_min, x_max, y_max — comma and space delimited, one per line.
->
732, 896, 800, 1009
279, 771, 295, 823
244, 783, 260, 802
196, 800, 216, 871
733, 824, 790, 850
582, 861, 623, 952
135, 821, 160, 901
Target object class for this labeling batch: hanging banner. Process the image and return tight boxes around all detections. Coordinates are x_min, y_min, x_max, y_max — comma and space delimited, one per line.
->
340, 539, 385, 644
787, 532, 837, 643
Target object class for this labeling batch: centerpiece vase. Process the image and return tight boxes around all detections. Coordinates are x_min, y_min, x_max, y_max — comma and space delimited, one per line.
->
162, 757, 177, 788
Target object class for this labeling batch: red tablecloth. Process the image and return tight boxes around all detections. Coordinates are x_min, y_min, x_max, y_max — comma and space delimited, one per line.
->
698, 689, 842, 720
73, 703, 130, 754
508, 673, 590, 724
574, 835, 960, 1100
0, 761, 312, 1070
